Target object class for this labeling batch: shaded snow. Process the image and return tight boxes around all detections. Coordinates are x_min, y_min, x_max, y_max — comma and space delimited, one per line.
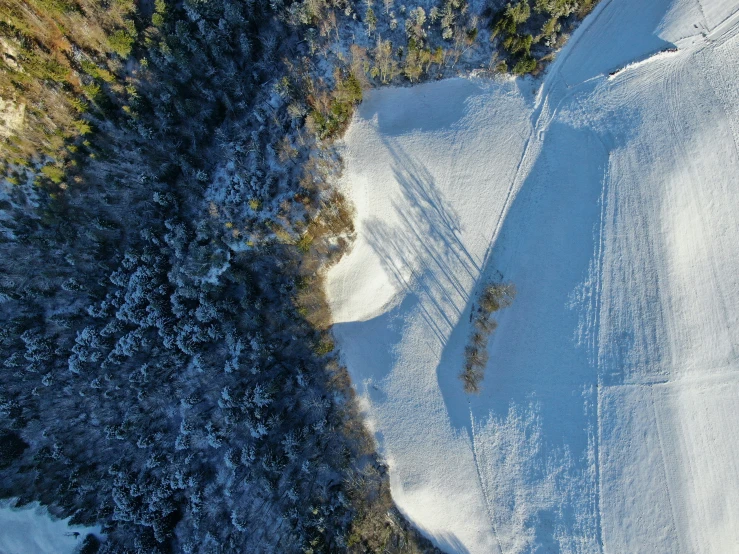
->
0, 500, 101, 554
326, 0, 739, 552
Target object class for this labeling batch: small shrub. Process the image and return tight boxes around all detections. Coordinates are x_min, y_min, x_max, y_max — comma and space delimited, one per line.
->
512, 55, 537, 75
80, 60, 115, 82
503, 34, 533, 56
465, 344, 489, 368
578, 0, 598, 17
314, 334, 335, 356
81, 82, 102, 102
470, 331, 487, 347
108, 29, 135, 58
296, 233, 313, 253
41, 164, 65, 184
493, 1, 531, 38
308, 73, 363, 140
295, 276, 332, 330
541, 16, 559, 38
459, 281, 516, 393
73, 119, 92, 135
474, 315, 498, 334
479, 282, 516, 315
365, 7, 377, 34
24, 53, 68, 83
460, 360, 485, 394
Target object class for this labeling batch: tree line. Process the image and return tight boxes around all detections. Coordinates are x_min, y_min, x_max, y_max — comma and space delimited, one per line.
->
0, 0, 597, 551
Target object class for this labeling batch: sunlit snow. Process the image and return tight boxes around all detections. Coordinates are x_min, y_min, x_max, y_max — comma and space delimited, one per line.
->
327, 0, 739, 552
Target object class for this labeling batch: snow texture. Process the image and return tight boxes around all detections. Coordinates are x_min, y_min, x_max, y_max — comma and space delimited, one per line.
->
0, 500, 101, 554
326, 0, 739, 552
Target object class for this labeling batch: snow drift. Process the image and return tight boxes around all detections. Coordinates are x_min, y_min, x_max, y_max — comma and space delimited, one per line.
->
326, 0, 739, 552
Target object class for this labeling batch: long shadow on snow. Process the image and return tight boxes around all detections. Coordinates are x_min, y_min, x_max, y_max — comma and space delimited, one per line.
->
437, 119, 608, 433
357, 78, 484, 137
362, 137, 481, 344
555, 0, 677, 86
333, 115, 610, 551
436, 120, 609, 548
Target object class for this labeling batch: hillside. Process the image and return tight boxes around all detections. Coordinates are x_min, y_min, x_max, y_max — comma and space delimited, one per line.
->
327, 0, 739, 552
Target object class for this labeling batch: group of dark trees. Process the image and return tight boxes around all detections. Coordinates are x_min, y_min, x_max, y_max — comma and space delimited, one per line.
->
0, 0, 595, 551
491, 0, 598, 74
461, 283, 516, 393
281, 0, 601, 86
0, 0, 446, 552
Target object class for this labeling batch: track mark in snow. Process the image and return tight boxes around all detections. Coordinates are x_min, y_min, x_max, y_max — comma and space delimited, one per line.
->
649, 386, 685, 552
703, 3, 739, 41
469, 411, 504, 554
607, 47, 680, 79
695, 0, 711, 31
328, 1, 739, 550
662, 54, 739, 370
484, 0, 614, 272
595, 383, 607, 553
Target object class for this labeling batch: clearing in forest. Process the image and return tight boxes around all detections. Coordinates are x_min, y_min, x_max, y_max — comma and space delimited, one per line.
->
327, 0, 739, 552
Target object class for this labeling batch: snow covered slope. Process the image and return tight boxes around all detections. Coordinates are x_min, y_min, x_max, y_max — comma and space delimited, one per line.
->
326, 0, 739, 552
0, 500, 101, 554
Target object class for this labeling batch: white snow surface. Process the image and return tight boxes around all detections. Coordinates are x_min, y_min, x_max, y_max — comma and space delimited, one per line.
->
326, 0, 739, 552
0, 499, 101, 554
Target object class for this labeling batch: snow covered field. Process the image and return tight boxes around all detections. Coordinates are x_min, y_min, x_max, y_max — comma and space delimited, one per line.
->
326, 0, 739, 552
0, 499, 101, 554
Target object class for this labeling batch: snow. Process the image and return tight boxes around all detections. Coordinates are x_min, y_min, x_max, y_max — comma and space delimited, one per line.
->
0, 499, 101, 554
326, 0, 739, 552
0, 98, 24, 138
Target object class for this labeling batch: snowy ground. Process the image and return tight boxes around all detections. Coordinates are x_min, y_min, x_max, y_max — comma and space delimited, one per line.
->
326, 0, 739, 552
0, 499, 101, 554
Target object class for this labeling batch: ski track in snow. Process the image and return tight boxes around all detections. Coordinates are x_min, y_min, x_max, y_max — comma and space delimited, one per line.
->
327, 0, 739, 552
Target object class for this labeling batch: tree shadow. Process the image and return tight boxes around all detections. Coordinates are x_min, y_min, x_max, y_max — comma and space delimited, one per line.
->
333, 89, 635, 552
424, 531, 472, 554
362, 136, 481, 346
357, 78, 484, 137
556, 0, 677, 86
330, 292, 414, 400
437, 117, 607, 427
434, 120, 610, 550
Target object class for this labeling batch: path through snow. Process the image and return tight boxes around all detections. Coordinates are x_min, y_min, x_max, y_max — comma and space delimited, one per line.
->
327, 0, 739, 552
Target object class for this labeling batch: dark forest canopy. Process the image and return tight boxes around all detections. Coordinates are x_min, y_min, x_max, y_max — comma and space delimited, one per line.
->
0, 0, 596, 552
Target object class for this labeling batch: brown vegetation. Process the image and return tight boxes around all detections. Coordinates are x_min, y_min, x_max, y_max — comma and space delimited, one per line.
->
330, 357, 442, 553
461, 282, 516, 393
0, 0, 136, 180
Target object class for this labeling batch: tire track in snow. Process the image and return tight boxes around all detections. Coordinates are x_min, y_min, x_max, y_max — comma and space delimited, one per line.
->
469, 411, 504, 554
662, 50, 739, 369
595, 382, 607, 553
474, 5, 621, 545
649, 385, 685, 552
695, 0, 711, 31
703, 3, 739, 42
589, 129, 612, 554
482, 73, 600, 276
480, 0, 618, 274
